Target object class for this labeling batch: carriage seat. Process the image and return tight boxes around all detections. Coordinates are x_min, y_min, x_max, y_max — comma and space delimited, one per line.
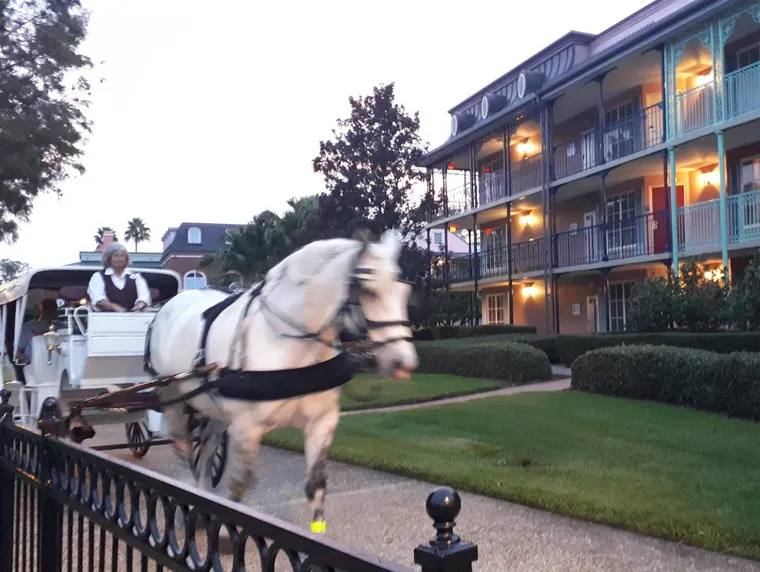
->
22, 335, 59, 387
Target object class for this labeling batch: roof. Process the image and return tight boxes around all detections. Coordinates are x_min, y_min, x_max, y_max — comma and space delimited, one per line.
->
161, 222, 244, 257
418, 0, 725, 167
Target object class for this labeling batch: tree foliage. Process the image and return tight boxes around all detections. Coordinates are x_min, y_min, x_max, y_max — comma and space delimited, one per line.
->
124, 217, 151, 252
728, 251, 760, 331
0, 0, 94, 242
626, 259, 729, 333
0, 258, 29, 282
312, 83, 430, 239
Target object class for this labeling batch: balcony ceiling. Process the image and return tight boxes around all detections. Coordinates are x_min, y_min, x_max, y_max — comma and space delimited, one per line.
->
553, 50, 662, 125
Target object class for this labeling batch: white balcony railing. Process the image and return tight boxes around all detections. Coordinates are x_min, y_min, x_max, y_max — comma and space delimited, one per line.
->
676, 189, 760, 252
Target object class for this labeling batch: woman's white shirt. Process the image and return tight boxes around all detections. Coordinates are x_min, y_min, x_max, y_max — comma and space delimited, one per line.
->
87, 268, 152, 310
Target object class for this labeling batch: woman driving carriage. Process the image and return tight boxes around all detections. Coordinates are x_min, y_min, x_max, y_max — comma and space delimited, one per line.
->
87, 242, 152, 312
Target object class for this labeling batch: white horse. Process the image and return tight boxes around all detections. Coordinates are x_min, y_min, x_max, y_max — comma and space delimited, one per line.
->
146, 230, 417, 530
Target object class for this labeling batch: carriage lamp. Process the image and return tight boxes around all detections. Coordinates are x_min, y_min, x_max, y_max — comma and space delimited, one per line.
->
43, 324, 61, 365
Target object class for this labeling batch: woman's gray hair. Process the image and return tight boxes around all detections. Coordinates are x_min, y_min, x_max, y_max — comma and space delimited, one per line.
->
102, 242, 129, 268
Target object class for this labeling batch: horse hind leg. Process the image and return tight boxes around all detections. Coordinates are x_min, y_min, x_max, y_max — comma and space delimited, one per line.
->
226, 416, 264, 503
160, 401, 192, 462
303, 411, 340, 534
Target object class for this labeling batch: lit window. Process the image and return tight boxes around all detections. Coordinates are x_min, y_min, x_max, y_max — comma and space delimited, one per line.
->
187, 227, 202, 244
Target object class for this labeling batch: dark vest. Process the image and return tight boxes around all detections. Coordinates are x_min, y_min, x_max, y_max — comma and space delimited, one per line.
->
101, 271, 138, 309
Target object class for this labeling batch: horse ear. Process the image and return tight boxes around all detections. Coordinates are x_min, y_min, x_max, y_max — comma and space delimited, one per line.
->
380, 229, 401, 258
352, 228, 375, 244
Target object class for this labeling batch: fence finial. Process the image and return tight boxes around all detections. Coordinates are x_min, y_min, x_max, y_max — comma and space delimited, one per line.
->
414, 487, 478, 572
38, 397, 63, 437
0, 387, 12, 424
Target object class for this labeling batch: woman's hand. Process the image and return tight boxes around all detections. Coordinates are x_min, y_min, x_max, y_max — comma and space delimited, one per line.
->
133, 301, 147, 312
112, 303, 127, 313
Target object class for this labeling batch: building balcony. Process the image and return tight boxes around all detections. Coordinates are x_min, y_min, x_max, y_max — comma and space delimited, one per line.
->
553, 211, 668, 268
677, 190, 760, 253
444, 237, 548, 285
673, 81, 714, 138
724, 61, 760, 122
553, 102, 664, 181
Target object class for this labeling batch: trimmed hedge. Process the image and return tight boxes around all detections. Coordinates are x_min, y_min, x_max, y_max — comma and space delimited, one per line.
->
412, 324, 536, 341
421, 331, 760, 365
416, 341, 552, 384
571, 344, 760, 421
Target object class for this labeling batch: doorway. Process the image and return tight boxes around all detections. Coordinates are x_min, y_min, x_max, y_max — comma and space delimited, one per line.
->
650, 185, 684, 253
586, 295, 601, 333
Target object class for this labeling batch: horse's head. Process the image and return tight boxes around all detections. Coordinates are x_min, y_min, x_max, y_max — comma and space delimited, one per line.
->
341, 229, 418, 380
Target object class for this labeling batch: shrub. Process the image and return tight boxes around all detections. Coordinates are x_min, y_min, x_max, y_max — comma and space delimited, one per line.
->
627, 277, 678, 332
412, 324, 536, 341
729, 251, 760, 330
571, 344, 760, 421
416, 341, 552, 383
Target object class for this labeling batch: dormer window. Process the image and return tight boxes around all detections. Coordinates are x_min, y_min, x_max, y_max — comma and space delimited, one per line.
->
187, 227, 202, 244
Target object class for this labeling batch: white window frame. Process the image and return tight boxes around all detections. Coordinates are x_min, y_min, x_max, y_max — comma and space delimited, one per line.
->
736, 41, 760, 70
183, 270, 207, 290
739, 154, 760, 232
605, 190, 638, 256
603, 100, 636, 161
432, 231, 443, 247
187, 227, 202, 244
485, 293, 506, 325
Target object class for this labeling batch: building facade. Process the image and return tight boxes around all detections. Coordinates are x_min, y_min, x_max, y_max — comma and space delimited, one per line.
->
418, 0, 760, 333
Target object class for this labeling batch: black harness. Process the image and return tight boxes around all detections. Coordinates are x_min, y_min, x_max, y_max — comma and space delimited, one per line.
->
142, 239, 413, 404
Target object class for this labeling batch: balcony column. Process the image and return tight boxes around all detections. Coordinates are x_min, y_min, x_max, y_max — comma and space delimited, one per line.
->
506, 202, 514, 325
658, 44, 667, 143
717, 130, 729, 275
593, 72, 610, 166
554, 274, 561, 334
425, 228, 432, 327
473, 214, 480, 325
441, 161, 449, 218
603, 269, 611, 332
469, 144, 477, 210
600, 170, 609, 262
444, 223, 450, 324
502, 125, 511, 198
668, 146, 679, 277
467, 229, 473, 325
540, 104, 552, 332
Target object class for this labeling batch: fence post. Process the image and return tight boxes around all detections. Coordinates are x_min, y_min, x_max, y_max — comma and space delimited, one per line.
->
38, 397, 63, 572
0, 388, 15, 571
414, 487, 478, 572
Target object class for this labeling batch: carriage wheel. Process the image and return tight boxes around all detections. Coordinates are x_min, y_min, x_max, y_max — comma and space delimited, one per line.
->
125, 421, 151, 458
188, 413, 228, 489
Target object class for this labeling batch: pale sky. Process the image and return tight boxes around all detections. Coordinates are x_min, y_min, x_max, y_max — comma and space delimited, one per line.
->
0, 0, 653, 268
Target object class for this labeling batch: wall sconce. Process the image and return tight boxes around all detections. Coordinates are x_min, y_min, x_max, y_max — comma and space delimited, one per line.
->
449, 224, 458, 233
522, 282, 537, 297
519, 210, 535, 226
484, 228, 493, 235
447, 163, 456, 170
699, 167, 718, 187
516, 139, 532, 158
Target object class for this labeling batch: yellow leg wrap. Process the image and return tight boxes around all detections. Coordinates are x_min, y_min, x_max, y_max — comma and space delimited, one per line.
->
310, 520, 327, 534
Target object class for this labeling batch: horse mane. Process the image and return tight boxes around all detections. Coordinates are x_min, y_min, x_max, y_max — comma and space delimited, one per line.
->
264, 237, 362, 290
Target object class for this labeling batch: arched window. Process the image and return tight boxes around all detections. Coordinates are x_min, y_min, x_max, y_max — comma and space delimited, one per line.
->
187, 227, 202, 244
184, 270, 207, 290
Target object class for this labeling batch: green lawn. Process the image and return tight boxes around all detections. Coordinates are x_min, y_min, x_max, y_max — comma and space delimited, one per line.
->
265, 391, 760, 560
339, 373, 501, 410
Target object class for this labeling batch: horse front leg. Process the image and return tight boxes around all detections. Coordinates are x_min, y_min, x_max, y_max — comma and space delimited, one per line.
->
303, 408, 340, 534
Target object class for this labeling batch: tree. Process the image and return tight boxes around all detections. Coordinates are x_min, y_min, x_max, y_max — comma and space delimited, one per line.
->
0, 0, 94, 243
627, 275, 677, 332
124, 218, 151, 252
94, 226, 118, 247
675, 259, 728, 332
728, 252, 760, 330
0, 258, 30, 282
312, 83, 428, 239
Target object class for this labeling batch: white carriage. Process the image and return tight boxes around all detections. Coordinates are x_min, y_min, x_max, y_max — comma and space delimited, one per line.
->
0, 265, 182, 457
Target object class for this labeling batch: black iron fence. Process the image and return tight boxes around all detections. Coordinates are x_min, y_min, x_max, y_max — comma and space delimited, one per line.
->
0, 391, 478, 572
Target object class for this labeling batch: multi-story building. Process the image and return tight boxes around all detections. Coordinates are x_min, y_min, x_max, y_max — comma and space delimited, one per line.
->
418, 0, 760, 333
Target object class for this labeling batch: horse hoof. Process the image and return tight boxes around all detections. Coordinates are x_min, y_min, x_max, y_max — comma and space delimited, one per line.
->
310, 520, 327, 534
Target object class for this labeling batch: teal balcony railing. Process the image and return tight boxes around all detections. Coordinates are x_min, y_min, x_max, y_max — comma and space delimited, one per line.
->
676, 199, 721, 252
724, 62, 760, 121
728, 189, 760, 244
442, 238, 548, 284
674, 82, 714, 137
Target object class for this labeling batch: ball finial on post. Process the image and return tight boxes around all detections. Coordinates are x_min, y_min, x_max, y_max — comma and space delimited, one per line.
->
414, 487, 478, 572
0, 387, 13, 424
37, 397, 63, 437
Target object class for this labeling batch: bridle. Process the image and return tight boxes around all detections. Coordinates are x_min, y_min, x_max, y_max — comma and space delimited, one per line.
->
254, 239, 414, 353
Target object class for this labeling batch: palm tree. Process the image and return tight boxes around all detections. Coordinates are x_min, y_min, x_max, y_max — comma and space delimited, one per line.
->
124, 218, 152, 252
94, 227, 118, 247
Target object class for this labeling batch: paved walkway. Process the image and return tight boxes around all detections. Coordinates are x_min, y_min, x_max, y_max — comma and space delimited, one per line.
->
88, 367, 760, 572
